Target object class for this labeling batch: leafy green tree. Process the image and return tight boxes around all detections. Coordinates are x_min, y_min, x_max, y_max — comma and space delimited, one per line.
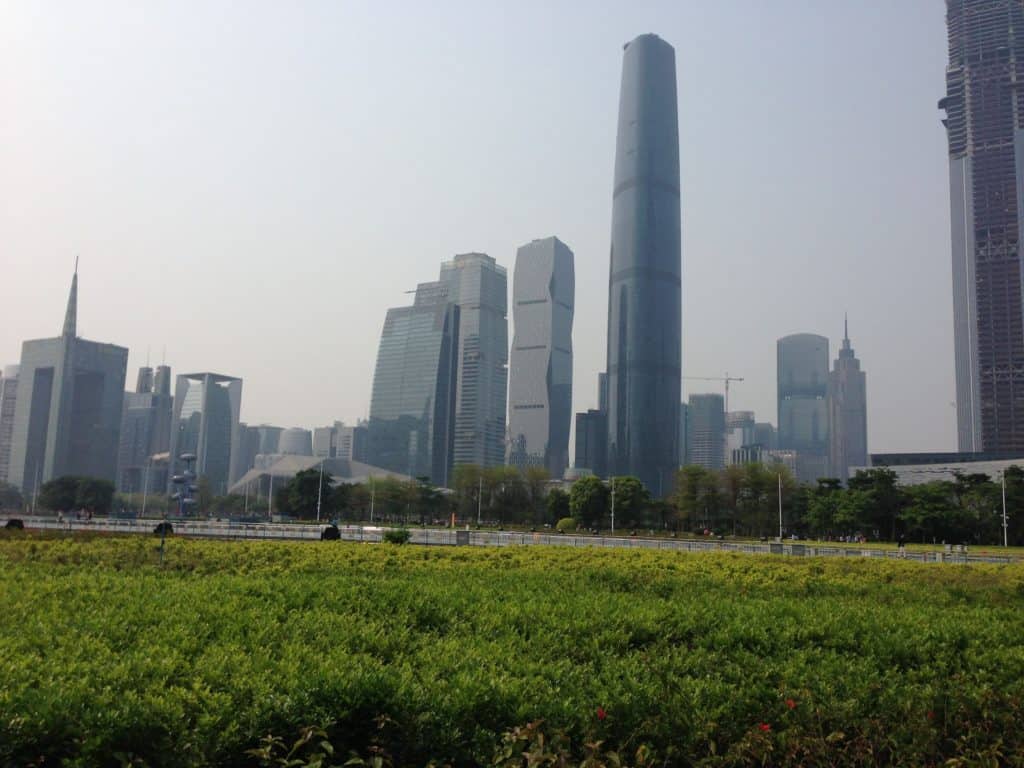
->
546, 488, 570, 523
452, 464, 483, 521
486, 466, 528, 525
38, 476, 79, 512
75, 478, 115, 514
284, 468, 331, 519
847, 468, 904, 540
524, 466, 551, 524
673, 465, 713, 532
196, 475, 213, 513
609, 476, 648, 529
901, 482, 955, 543
805, 478, 843, 536
0, 482, 23, 511
569, 475, 609, 530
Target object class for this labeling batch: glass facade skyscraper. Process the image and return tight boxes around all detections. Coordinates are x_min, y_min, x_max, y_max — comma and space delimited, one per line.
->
777, 334, 829, 482
685, 394, 725, 471
507, 237, 574, 478
439, 253, 508, 469
167, 372, 242, 496
941, 0, 1024, 451
367, 282, 460, 486
605, 34, 682, 496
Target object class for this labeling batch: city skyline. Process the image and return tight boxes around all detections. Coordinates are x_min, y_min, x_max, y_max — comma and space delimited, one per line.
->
2, 3, 953, 455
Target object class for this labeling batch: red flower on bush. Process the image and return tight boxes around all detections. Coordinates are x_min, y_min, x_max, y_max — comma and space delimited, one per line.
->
785, 699, 797, 710
596, 706, 607, 721
927, 710, 934, 721
759, 723, 771, 732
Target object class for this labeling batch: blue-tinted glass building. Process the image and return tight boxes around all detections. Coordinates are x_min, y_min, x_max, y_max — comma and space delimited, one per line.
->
507, 237, 574, 478
605, 34, 682, 495
367, 282, 460, 486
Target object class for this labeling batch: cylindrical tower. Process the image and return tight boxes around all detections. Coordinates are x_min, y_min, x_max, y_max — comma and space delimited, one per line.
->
605, 33, 681, 496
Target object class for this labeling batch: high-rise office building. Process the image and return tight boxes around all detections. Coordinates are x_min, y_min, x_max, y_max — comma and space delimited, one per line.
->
605, 34, 682, 495
828, 319, 868, 482
255, 425, 283, 456
439, 253, 508, 469
116, 365, 173, 493
367, 281, 460, 485
314, 421, 367, 462
507, 237, 575, 478
686, 394, 725, 471
777, 334, 829, 482
231, 423, 261, 486
574, 409, 608, 479
0, 365, 19, 483
941, 1, 1024, 451
679, 402, 689, 466
7, 267, 128, 492
167, 373, 242, 496
724, 411, 756, 466
754, 422, 777, 451
278, 428, 313, 456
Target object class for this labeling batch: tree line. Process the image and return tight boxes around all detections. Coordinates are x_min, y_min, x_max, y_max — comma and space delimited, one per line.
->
13, 462, 1024, 546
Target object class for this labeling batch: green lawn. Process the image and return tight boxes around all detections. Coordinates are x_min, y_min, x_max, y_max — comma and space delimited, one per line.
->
1, 534, 1022, 766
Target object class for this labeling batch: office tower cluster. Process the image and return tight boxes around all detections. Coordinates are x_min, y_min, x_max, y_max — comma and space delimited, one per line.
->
117, 364, 173, 495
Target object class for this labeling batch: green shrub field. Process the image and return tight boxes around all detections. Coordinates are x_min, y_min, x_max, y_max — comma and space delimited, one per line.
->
1, 535, 1023, 766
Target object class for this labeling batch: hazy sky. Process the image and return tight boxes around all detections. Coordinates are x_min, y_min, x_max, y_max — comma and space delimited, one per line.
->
1, 1, 953, 455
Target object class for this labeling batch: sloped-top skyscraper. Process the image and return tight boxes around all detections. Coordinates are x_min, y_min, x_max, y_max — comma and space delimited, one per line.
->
7, 265, 129, 491
605, 34, 682, 495
507, 237, 574, 478
941, 0, 1024, 451
777, 333, 829, 483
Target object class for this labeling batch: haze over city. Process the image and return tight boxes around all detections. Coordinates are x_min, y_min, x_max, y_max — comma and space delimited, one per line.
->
1, 1, 951, 453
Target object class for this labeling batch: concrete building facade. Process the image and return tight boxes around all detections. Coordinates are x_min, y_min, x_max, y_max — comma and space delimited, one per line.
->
507, 237, 575, 478
605, 33, 682, 495
574, 409, 608, 479
0, 365, 19, 483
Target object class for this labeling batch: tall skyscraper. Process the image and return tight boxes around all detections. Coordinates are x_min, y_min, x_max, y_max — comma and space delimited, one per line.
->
685, 394, 725, 471
367, 281, 460, 485
230, 423, 261, 486
116, 364, 173, 493
605, 33, 682, 495
828, 318, 868, 482
7, 266, 129, 492
439, 253, 509, 469
167, 372, 242, 496
278, 428, 313, 456
507, 237, 575, 478
0, 365, 19, 483
941, 1, 1024, 451
724, 411, 756, 466
574, 410, 608, 479
777, 334, 829, 482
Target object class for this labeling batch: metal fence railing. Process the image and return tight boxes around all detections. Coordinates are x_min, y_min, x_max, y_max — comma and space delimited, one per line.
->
2, 515, 1016, 565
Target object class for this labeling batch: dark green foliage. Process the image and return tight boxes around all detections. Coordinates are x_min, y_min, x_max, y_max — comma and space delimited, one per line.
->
0, 481, 23, 511
38, 475, 115, 514
569, 475, 609, 529
547, 488, 570, 523
382, 527, 411, 544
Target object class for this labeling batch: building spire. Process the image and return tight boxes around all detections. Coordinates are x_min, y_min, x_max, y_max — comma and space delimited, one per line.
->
62, 257, 78, 338
844, 312, 849, 343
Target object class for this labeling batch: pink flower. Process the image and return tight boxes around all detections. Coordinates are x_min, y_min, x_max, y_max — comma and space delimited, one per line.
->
596, 707, 607, 721
759, 723, 771, 733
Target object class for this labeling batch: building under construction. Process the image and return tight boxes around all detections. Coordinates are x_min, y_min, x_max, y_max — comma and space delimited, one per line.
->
941, 0, 1024, 451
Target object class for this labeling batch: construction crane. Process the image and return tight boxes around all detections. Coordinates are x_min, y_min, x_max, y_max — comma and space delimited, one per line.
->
682, 373, 745, 413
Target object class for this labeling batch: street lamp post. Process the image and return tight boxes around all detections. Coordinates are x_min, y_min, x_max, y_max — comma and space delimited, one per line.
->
316, 459, 325, 523
778, 473, 784, 541
1002, 471, 1009, 547
610, 476, 616, 534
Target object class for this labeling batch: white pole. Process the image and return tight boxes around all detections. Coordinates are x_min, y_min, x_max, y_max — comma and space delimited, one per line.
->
316, 459, 325, 522
611, 476, 615, 534
244, 481, 249, 516
369, 476, 375, 522
268, 474, 273, 519
1002, 472, 1009, 547
477, 474, 483, 526
778, 473, 783, 540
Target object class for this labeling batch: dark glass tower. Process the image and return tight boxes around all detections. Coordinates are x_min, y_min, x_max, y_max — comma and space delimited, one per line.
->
941, 0, 1024, 451
605, 33, 681, 495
